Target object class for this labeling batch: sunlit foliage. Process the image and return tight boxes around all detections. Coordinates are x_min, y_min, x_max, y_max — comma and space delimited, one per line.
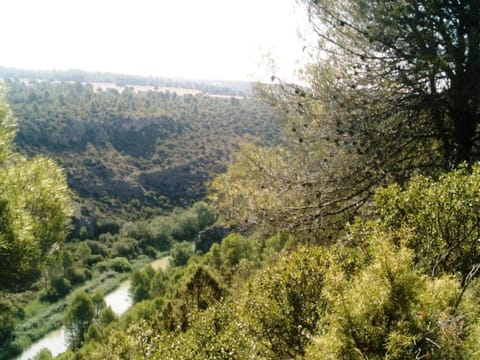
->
0, 86, 72, 290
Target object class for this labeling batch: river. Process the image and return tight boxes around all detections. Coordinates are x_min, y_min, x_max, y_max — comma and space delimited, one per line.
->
17, 256, 170, 360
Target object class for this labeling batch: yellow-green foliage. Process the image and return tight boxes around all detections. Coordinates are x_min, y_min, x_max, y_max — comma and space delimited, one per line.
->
307, 226, 480, 360
0, 87, 15, 162
209, 142, 291, 228
72, 229, 480, 359
61, 166, 480, 359
244, 246, 329, 358
0, 86, 72, 290
375, 164, 480, 281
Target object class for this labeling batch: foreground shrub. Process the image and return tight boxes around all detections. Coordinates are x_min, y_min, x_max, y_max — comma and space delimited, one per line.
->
375, 164, 480, 284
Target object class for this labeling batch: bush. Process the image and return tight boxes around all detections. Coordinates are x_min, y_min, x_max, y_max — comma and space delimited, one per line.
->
130, 266, 155, 303
94, 257, 131, 273
86, 240, 109, 257
112, 237, 138, 259
0, 300, 16, 352
85, 254, 104, 267
150, 269, 167, 298
142, 246, 157, 258
195, 225, 227, 253
33, 348, 53, 360
69, 267, 92, 285
220, 233, 259, 267
95, 220, 120, 236
375, 164, 480, 283
121, 221, 154, 242
41, 277, 72, 301
244, 247, 328, 358
305, 228, 480, 359
64, 291, 94, 349
171, 242, 194, 267
99, 306, 118, 325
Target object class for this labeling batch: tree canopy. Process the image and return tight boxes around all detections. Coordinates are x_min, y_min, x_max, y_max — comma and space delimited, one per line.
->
64, 291, 95, 350
5, 79, 280, 223
0, 85, 72, 290
302, 0, 480, 167
213, 0, 480, 235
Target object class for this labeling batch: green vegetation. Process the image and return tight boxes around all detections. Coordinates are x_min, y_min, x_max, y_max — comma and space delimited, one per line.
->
64, 170, 480, 359
33, 349, 53, 360
242, 0, 480, 236
52, 1, 480, 359
5, 202, 215, 358
4, 78, 281, 230
13, 268, 136, 356
4, 1, 480, 358
0, 88, 72, 291
64, 291, 95, 349
0, 87, 71, 359
0, 72, 263, 357
0, 66, 250, 96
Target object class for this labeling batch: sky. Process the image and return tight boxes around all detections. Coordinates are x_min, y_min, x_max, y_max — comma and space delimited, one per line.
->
0, 0, 315, 82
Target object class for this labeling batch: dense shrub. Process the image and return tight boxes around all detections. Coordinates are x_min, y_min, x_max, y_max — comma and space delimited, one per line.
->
94, 257, 131, 273
112, 237, 139, 259
375, 164, 480, 284
41, 277, 72, 302
171, 242, 194, 267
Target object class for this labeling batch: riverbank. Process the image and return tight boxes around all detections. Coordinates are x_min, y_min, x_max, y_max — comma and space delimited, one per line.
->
12, 253, 169, 356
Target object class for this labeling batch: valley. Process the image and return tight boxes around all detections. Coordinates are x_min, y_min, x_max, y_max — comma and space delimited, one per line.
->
3, 1, 480, 358
0, 70, 283, 359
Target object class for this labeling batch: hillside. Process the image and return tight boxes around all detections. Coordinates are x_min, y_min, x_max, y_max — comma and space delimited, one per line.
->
4, 1, 480, 359
4, 78, 282, 235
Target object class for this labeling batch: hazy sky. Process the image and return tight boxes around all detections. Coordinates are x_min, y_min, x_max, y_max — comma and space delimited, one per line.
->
0, 0, 314, 81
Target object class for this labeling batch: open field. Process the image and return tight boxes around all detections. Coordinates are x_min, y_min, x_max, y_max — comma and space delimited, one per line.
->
17, 78, 244, 98
90, 81, 244, 98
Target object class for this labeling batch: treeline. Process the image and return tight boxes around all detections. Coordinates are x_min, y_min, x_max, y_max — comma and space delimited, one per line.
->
4, 79, 282, 227
0, 66, 250, 96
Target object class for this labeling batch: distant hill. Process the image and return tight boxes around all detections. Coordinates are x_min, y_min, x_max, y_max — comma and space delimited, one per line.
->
4, 78, 282, 236
0, 66, 251, 96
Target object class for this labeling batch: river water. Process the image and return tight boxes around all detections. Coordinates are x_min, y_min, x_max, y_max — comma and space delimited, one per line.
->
17, 256, 170, 360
